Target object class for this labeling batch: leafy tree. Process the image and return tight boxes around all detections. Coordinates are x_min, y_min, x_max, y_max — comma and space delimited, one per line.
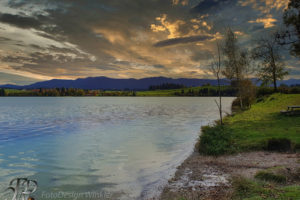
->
222, 28, 248, 81
222, 28, 250, 109
252, 33, 288, 91
282, 0, 300, 57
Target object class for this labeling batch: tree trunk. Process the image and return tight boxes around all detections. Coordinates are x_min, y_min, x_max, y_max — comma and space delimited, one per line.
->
217, 75, 223, 125
273, 75, 277, 92
271, 47, 277, 92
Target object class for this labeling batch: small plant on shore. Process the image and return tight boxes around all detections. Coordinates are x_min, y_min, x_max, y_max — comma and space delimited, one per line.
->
231, 177, 265, 199
199, 125, 235, 156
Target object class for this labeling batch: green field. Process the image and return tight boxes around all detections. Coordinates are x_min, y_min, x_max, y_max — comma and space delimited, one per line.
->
136, 85, 235, 96
200, 93, 300, 155
229, 93, 300, 152
136, 88, 183, 96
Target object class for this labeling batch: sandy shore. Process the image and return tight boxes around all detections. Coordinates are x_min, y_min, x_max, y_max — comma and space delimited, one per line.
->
158, 149, 300, 200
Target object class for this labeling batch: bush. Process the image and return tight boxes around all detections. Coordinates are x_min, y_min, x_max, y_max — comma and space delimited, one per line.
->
266, 138, 292, 152
199, 125, 234, 156
254, 171, 286, 183
257, 87, 274, 97
291, 87, 300, 94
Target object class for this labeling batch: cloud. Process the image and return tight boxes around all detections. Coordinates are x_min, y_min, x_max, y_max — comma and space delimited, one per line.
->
238, 0, 289, 14
150, 14, 187, 39
249, 17, 277, 28
172, 0, 189, 6
0, 72, 40, 85
0, 13, 41, 29
190, 50, 214, 61
154, 35, 213, 47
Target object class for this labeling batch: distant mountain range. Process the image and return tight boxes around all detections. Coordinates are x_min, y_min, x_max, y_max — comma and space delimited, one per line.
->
0, 76, 299, 90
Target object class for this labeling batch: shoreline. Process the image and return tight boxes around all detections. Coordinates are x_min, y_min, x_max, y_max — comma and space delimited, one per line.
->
158, 148, 300, 200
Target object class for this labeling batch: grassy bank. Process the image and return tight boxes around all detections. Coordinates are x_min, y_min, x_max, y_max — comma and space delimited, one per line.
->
197, 93, 300, 200
199, 93, 300, 156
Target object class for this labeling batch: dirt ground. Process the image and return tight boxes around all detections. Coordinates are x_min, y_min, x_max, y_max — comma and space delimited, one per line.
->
158, 151, 300, 200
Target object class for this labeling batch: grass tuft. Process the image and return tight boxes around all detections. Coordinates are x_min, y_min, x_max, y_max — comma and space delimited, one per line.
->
254, 171, 287, 183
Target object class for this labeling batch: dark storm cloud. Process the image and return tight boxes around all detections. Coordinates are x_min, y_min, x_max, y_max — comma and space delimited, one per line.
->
191, 0, 231, 13
154, 35, 213, 47
153, 64, 165, 69
0, 13, 41, 29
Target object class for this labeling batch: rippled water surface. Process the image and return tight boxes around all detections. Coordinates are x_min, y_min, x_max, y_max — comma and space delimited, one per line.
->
0, 97, 234, 199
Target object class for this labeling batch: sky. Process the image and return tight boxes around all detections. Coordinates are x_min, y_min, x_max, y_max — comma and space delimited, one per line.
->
0, 0, 299, 85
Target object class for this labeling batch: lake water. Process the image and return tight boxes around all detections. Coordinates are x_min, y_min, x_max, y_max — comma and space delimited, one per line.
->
0, 97, 234, 200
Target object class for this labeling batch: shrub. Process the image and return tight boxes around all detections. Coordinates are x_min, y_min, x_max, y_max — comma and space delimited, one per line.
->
266, 138, 292, 152
257, 87, 274, 97
291, 87, 300, 94
231, 177, 266, 199
199, 125, 234, 156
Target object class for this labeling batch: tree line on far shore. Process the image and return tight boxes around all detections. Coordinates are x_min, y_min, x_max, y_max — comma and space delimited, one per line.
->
0, 88, 137, 97
0, 84, 299, 97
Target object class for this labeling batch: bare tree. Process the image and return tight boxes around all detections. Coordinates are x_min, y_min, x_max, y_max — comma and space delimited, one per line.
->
210, 42, 223, 125
252, 32, 288, 91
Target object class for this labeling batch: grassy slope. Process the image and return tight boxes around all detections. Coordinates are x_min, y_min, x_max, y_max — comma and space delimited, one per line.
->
200, 93, 300, 155
228, 93, 300, 151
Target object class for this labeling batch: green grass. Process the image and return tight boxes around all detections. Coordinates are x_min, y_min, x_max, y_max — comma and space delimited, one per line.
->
200, 93, 300, 155
228, 93, 300, 151
232, 177, 300, 200
4, 89, 28, 94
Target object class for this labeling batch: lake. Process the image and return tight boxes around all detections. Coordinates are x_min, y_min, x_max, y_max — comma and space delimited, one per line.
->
0, 97, 234, 200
